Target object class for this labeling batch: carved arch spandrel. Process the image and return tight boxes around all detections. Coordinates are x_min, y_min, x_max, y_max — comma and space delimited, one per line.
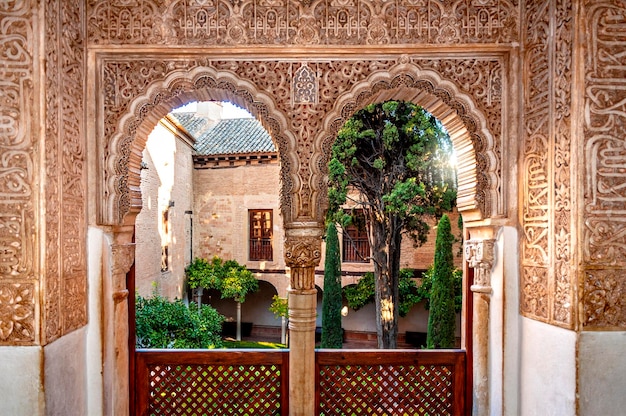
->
98, 66, 300, 226
312, 63, 500, 222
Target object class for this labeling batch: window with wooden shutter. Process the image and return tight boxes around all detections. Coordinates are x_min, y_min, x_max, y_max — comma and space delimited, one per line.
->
249, 210, 273, 261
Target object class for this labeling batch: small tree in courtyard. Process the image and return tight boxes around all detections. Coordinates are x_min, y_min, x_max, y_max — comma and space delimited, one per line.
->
427, 214, 457, 349
321, 221, 343, 348
186, 256, 259, 341
269, 295, 289, 345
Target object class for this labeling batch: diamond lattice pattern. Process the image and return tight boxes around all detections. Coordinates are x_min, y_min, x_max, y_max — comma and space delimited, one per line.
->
319, 364, 454, 415
147, 364, 282, 415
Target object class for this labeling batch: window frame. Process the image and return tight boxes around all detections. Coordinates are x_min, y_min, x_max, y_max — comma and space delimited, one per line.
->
342, 209, 370, 263
249, 209, 273, 261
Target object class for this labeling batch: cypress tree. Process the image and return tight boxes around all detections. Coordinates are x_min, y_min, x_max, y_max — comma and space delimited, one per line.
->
321, 222, 343, 348
427, 214, 456, 349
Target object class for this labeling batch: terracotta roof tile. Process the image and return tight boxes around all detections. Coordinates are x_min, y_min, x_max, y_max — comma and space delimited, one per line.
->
172, 113, 275, 156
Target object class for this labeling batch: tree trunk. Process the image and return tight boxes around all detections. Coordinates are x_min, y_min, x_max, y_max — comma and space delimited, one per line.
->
371, 215, 402, 349
236, 301, 242, 341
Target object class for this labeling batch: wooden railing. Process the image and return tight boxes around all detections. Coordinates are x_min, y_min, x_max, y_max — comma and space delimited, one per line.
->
135, 349, 466, 415
316, 349, 466, 416
342, 238, 370, 262
249, 238, 273, 261
135, 349, 289, 416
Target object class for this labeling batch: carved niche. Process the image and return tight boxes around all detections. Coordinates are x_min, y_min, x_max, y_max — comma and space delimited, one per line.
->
520, 0, 574, 328
87, 0, 519, 46
583, 1, 626, 329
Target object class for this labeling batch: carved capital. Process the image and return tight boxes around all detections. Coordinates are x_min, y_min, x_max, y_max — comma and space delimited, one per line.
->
284, 236, 321, 290
111, 243, 136, 277
284, 235, 322, 269
465, 239, 496, 293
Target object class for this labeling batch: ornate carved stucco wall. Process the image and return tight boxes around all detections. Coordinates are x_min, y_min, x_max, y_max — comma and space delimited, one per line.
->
89, 0, 516, 231
582, 1, 626, 330
0, 1, 37, 346
520, 0, 575, 329
0, 0, 87, 347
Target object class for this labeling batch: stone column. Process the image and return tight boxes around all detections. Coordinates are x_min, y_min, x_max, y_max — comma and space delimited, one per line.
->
104, 225, 135, 416
284, 232, 322, 416
465, 238, 495, 416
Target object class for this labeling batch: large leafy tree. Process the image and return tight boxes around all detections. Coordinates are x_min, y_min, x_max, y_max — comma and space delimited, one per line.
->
427, 214, 457, 349
321, 222, 343, 348
328, 101, 455, 348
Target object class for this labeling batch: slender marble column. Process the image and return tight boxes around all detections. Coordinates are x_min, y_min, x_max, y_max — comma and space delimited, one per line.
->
465, 238, 496, 416
284, 233, 322, 416
106, 224, 135, 416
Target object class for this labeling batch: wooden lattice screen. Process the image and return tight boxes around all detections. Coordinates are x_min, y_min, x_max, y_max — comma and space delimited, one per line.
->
135, 350, 289, 416
316, 350, 466, 416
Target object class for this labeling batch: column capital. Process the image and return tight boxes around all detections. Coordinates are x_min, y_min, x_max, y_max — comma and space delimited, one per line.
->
284, 235, 322, 269
465, 238, 496, 293
111, 243, 135, 278
284, 235, 321, 291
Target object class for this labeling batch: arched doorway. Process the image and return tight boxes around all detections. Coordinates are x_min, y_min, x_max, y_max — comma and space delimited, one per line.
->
94, 52, 513, 415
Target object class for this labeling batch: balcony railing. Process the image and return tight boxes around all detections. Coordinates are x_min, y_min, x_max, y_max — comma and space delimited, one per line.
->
342, 238, 370, 262
317, 349, 466, 415
135, 349, 289, 415
135, 349, 465, 415
249, 238, 272, 261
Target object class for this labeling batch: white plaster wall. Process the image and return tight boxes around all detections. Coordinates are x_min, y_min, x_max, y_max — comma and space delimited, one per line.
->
519, 318, 576, 416
500, 226, 520, 416
44, 328, 88, 416
0, 346, 43, 415
579, 331, 626, 416
489, 225, 521, 416
86, 226, 104, 416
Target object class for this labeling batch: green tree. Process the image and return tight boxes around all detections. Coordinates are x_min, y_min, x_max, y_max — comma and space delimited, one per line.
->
419, 265, 463, 313
328, 101, 456, 348
427, 214, 457, 349
269, 295, 289, 344
344, 269, 427, 317
186, 256, 259, 341
321, 222, 343, 348
135, 294, 224, 349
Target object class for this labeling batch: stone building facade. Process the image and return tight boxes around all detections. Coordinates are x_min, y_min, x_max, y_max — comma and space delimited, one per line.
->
134, 108, 462, 338
134, 116, 195, 300
1, 1, 626, 415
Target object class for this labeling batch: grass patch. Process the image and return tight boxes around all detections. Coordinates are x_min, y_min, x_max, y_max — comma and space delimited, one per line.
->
222, 340, 287, 349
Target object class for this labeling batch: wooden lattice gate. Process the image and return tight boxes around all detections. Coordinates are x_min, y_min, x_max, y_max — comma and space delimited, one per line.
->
134, 349, 466, 415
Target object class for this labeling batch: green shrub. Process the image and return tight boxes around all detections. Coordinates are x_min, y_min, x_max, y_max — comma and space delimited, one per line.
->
135, 294, 224, 349
343, 268, 424, 317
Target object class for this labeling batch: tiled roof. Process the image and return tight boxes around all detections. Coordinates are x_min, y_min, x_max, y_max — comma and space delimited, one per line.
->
172, 113, 275, 156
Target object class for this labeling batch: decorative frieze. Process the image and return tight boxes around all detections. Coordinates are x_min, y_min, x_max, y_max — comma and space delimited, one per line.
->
582, 1, 626, 329
99, 54, 503, 228
521, 0, 574, 328
43, 0, 88, 344
87, 0, 519, 46
0, 283, 35, 344
0, 0, 36, 345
